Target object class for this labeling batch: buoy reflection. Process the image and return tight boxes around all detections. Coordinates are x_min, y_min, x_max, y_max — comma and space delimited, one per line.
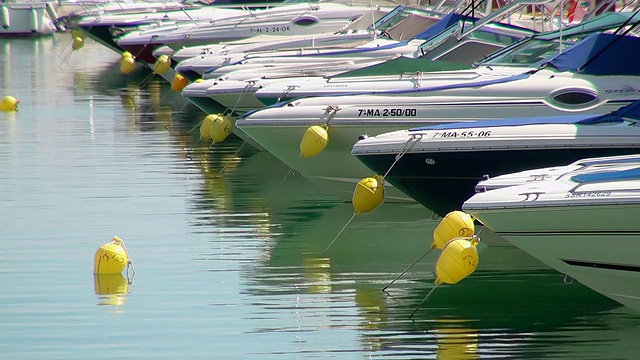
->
94, 273, 133, 307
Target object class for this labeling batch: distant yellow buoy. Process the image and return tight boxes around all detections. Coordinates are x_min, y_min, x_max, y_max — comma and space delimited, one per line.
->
300, 125, 329, 159
432, 210, 475, 250
70, 29, 86, 39
0, 96, 19, 112
72, 36, 84, 51
434, 237, 480, 286
171, 73, 189, 92
93, 236, 130, 275
352, 174, 385, 214
195, 78, 204, 83
120, 56, 136, 75
153, 54, 171, 75
209, 114, 232, 143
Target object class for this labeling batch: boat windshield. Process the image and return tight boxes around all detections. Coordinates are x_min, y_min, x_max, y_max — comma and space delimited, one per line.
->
479, 35, 588, 67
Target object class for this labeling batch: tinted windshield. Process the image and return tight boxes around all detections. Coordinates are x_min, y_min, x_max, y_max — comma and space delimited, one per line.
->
480, 35, 587, 67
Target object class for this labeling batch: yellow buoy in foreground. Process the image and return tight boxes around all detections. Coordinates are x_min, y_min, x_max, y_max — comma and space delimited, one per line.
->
72, 36, 84, 51
120, 51, 133, 64
94, 273, 129, 306
300, 125, 329, 158
432, 210, 475, 250
209, 114, 232, 143
200, 114, 215, 140
352, 174, 385, 214
94, 236, 130, 275
0, 96, 19, 112
120, 56, 136, 75
154, 54, 171, 75
171, 73, 189, 92
70, 29, 86, 39
434, 237, 480, 285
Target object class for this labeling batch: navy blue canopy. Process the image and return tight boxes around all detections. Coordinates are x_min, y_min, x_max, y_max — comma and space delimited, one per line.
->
546, 33, 640, 76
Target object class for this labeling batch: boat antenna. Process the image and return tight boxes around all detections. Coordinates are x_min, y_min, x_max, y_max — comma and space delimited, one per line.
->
578, 8, 640, 72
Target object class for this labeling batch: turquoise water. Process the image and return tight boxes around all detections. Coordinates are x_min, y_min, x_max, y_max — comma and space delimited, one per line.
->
1, 34, 639, 359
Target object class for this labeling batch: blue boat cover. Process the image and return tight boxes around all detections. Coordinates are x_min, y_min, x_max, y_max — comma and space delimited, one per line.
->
546, 33, 640, 76
571, 167, 640, 184
409, 99, 640, 131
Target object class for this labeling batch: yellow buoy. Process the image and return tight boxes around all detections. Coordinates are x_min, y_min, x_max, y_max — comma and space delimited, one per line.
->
209, 114, 232, 143
0, 96, 19, 112
434, 237, 480, 286
300, 125, 329, 159
352, 174, 385, 214
153, 54, 171, 75
93, 236, 129, 275
195, 78, 204, 83
120, 56, 136, 75
171, 73, 189, 92
72, 36, 84, 51
432, 210, 475, 250
94, 273, 129, 306
200, 114, 215, 140
120, 51, 133, 64
70, 28, 86, 39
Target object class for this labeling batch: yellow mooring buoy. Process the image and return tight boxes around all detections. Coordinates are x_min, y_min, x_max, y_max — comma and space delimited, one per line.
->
72, 36, 84, 51
94, 273, 129, 306
434, 236, 480, 285
432, 210, 475, 250
200, 114, 215, 140
70, 29, 86, 40
195, 78, 204, 83
0, 96, 19, 112
299, 125, 329, 159
352, 174, 385, 214
120, 51, 133, 64
209, 114, 232, 143
171, 73, 189, 92
93, 236, 132, 275
120, 56, 136, 75
153, 55, 171, 75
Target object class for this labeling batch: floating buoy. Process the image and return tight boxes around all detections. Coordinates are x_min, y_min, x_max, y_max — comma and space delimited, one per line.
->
0, 96, 19, 112
72, 36, 84, 51
434, 237, 480, 285
153, 54, 171, 75
0, 5, 10, 29
120, 56, 136, 74
171, 73, 189, 92
70, 29, 86, 39
94, 273, 129, 306
29, 7, 38, 33
432, 210, 475, 250
300, 125, 329, 159
194, 78, 204, 83
120, 51, 133, 64
352, 174, 385, 214
200, 114, 215, 140
93, 236, 131, 275
209, 114, 232, 143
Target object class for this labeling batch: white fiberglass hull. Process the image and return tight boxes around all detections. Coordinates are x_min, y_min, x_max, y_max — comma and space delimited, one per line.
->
236, 78, 632, 202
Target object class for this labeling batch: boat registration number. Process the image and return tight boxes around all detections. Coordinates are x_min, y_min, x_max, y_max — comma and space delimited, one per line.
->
250, 26, 291, 34
357, 108, 417, 117
431, 131, 492, 138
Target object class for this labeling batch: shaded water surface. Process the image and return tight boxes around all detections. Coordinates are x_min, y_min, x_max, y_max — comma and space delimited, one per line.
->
1, 34, 639, 359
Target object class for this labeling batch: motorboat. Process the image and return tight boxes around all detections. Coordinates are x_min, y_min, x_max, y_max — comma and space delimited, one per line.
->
475, 153, 640, 192
462, 157, 640, 313
352, 100, 640, 217
116, 0, 393, 65
234, 13, 640, 202
0, 0, 58, 36
62, 2, 247, 55
183, 8, 538, 116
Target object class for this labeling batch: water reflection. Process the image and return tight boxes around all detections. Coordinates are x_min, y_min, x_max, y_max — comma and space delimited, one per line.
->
93, 273, 133, 307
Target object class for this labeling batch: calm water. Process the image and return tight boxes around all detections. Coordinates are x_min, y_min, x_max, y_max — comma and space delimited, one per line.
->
1, 34, 640, 359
